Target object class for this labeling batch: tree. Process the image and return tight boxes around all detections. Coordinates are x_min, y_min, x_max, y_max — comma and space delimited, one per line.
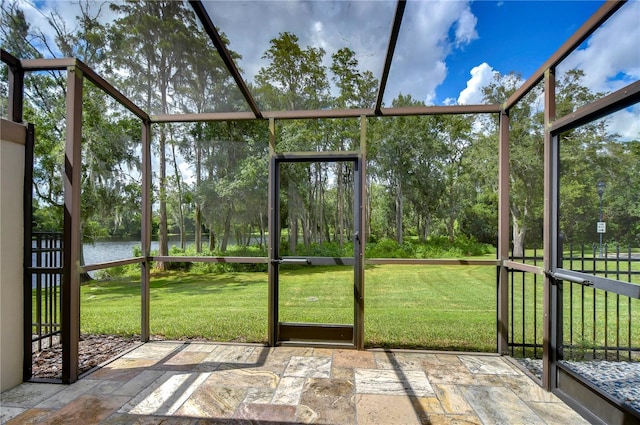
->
177, 29, 243, 253
479, 69, 621, 255
196, 120, 267, 252
2, 1, 65, 227
109, 0, 199, 268
329, 47, 377, 247
256, 32, 329, 111
481, 73, 544, 256
603, 140, 640, 244
255, 32, 330, 252
432, 114, 474, 242
0, 1, 41, 59
371, 94, 447, 244
2, 1, 141, 278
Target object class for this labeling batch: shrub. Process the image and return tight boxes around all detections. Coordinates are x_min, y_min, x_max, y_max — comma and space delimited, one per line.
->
94, 237, 493, 278
366, 238, 414, 258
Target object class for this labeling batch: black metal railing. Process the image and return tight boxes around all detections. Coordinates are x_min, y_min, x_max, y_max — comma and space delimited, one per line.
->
30, 231, 63, 351
508, 244, 640, 361
508, 247, 544, 359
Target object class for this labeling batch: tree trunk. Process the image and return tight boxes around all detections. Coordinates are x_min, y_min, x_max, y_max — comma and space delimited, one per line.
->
302, 209, 311, 248
447, 197, 456, 243
234, 227, 242, 248
324, 220, 331, 243
318, 170, 324, 244
195, 140, 202, 253
157, 126, 168, 271
288, 182, 297, 254
366, 178, 372, 242
259, 211, 265, 249
195, 206, 202, 252
337, 162, 344, 248
209, 226, 215, 251
345, 166, 353, 241
304, 171, 312, 248
395, 177, 403, 245
512, 216, 526, 258
447, 216, 455, 243
221, 205, 233, 252
170, 137, 185, 250
421, 215, 430, 242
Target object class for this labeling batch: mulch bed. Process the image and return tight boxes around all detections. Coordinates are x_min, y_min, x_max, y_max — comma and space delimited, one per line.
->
32, 334, 140, 379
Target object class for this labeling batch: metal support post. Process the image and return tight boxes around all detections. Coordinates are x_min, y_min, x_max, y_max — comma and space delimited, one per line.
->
141, 120, 151, 341
543, 67, 557, 391
61, 66, 83, 384
497, 109, 510, 355
268, 118, 278, 346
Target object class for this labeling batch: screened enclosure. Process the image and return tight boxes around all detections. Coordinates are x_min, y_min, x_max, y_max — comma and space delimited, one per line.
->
1, 0, 639, 422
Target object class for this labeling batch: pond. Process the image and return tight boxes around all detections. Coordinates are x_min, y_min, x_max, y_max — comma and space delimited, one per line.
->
32, 237, 190, 284
82, 239, 158, 265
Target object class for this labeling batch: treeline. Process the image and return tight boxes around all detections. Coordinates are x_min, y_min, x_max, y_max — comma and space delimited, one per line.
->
1, 1, 638, 261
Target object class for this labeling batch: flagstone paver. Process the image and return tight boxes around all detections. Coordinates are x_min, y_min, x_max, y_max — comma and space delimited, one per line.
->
1, 342, 593, 424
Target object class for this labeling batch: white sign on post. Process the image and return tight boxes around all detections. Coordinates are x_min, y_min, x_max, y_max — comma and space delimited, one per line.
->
597, 222, 606, 233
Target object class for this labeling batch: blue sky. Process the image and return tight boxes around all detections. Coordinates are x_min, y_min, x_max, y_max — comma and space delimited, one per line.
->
15, 0, 640, 137
441, 0, 605, 103
201, 0, 638, 110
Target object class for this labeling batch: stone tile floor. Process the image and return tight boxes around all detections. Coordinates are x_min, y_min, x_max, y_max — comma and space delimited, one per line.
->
1, 342, 590, 424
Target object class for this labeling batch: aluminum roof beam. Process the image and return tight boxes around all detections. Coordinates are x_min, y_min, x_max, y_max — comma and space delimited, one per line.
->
505, 0, 625, 110
1, 49, 21, 68
2, 49, 24, 122
375, 0, 406, 115
190, 0, 263, 119
151, 103, 500, 123
20, 57, 149, 122
550, 79, 640, 135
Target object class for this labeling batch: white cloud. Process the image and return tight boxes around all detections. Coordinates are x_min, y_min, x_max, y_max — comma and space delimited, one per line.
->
18, 0, 118, 63
557, 2, 639, 141
207, 0, 396, 92
457, 62, 494, 105
558, 1, 640, 94
608, 106, 640, 141
454, 7, 478, 47
207, 0, 478, 106
382, 0, 478, 104
19, 1, 479, 107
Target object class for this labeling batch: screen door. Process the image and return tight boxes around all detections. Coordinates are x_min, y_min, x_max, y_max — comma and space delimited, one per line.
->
268, 152, 364, 348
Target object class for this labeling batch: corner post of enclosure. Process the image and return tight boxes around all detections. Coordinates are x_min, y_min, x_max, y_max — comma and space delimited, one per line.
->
62, 65, 83, 384
7, 57, 24, 123
354, 115, 367, 350
497, 109, 510, 355
141, 119, 151, 342
543, 66, 557, 391
268, 118, 278, 346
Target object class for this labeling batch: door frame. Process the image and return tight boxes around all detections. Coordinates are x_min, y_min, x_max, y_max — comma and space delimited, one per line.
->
268, 151, 365, 349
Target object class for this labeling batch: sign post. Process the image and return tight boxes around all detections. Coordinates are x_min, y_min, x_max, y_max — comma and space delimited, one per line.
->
597, 222, 606, 234
597, 221, 606, 257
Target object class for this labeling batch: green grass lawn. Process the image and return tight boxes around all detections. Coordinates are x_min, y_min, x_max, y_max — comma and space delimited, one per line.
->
36, 262, 636, 355
76, 264, 498, 351
509, 271, 640, 360
515, 247, 640, 285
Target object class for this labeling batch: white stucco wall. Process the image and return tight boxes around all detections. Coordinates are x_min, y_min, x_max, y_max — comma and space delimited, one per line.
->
0, 119, 26, 392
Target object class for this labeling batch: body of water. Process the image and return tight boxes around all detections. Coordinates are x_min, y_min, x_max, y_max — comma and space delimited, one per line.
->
33, 236, 261, 271
33, 238, 193, 284
82, 240, 157, 265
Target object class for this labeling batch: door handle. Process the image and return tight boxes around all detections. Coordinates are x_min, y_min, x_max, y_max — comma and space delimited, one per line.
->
545, 270, 593, 286
271, 258, 311, 265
